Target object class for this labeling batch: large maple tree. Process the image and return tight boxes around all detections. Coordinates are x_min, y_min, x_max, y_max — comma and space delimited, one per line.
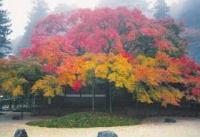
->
18, 7, 200, 106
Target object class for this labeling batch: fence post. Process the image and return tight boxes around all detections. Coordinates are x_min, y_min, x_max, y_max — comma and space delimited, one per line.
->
92, 80, 95, 112
109, 82, 112, 113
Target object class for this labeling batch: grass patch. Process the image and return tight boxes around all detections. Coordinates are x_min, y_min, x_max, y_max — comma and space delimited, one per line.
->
26, 112, 141, 128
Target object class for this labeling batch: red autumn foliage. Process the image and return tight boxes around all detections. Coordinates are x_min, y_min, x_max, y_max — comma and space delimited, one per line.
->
20, 7, 200, 104
20, 48, 33, 59
72, 80, 82, 91
42, 64, 57, 74
155, 39, 172, 50
23, 7, 186, 60
192, 88, 200, 97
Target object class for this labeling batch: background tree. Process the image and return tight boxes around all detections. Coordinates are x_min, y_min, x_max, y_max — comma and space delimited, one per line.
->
0, 0, 12, 58
16, 0, 48, 54
0, 57, 43, 114
0, 57, 42, 96
11, 36, 22, 54
154, 0, 170, 19
178, 0, 200, 29
53, 3, 73, 14
174, 0, 200, 63
98, 0, 149, 12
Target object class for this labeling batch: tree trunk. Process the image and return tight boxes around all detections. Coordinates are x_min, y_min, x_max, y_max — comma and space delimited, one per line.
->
9, 99, 12, 111
92, 81, 95, 112
109, 83, 112, 113
20, 97, 24, 120
48, 97, 52, 105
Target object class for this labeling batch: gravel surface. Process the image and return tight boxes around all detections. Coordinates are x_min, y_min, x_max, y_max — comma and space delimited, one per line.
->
0, 112, 199, 137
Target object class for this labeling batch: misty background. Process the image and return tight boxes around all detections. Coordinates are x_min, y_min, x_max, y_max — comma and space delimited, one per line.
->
2, 0, 200, 63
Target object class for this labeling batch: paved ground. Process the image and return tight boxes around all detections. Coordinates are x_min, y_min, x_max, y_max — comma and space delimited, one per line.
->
0, 112, 200, 137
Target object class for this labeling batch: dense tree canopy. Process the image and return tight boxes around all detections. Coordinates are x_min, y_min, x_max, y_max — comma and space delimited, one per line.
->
24, 8, 186, 58
0, 7, 199, 107
0, 57, 42, 96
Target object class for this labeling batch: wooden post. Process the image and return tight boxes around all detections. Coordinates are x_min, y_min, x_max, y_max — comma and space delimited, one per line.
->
9, 98, 12, 111
92, 80, 95, 112
109, 83, 112, 113
20, 97, 24, 120
31, 95, 36, 113
48, 97, 52, 105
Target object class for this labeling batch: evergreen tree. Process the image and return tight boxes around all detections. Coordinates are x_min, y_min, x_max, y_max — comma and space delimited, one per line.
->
53, 3, 73, 14
0, 0, 12, 57
154, 0, 169, 19
177, 0, 200, 63
179, 0, 200, 29
17, 0, 48, 53
98, 0, 149, 12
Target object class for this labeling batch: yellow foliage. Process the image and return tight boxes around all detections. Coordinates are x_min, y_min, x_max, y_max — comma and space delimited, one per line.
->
134, 83, 153, 104
151, 87, 183, 107
134, 55, 163, 86
83, 54, 136, 91
1, 77, 27, 96
134, 54, 182, 86
1, 80, 13, 92
13, 86, 23, 96
107, 54, 135, 91
95, 63, 109, 79
137, 91, 153, 104
32, 75, 62, 97
57, 53, 136, 92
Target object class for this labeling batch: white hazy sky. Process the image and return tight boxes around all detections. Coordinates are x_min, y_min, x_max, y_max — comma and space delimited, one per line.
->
3, 0, 177, 40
